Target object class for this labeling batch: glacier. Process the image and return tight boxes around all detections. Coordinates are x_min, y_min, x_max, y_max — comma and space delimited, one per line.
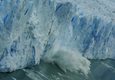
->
0, 0, 115, 74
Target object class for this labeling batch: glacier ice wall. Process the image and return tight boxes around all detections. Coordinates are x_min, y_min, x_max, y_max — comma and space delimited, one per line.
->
31, 0, 115, 59
0, 0, 115, 72
0, 0, 41, 72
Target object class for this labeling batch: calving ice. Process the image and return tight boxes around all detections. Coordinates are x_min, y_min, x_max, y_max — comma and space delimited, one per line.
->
0, 0, 115, 77
42, 43, 90, 76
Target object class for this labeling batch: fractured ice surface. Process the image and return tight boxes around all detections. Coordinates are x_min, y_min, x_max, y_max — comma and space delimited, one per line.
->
0, 0, 42, 72
0, 0, 115, 73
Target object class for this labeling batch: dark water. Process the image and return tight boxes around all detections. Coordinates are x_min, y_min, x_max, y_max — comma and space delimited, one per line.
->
0, 59, 115, 80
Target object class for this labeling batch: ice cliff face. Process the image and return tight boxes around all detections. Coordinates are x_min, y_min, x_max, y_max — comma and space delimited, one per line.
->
32, 0, 115, 59
0, 0, 115, 72
0, 0, 41, 72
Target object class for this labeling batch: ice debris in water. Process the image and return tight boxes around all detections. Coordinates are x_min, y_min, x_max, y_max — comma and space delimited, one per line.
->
42, 43, 90, 76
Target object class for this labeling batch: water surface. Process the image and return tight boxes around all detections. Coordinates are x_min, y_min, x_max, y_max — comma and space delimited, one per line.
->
0, 59, 115, 80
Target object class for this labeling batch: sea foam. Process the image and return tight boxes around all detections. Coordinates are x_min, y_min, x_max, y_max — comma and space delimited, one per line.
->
42, 44, 91, 76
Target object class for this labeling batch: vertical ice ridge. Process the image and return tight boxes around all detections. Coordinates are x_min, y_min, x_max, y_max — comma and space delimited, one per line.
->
0, 0, 41, 72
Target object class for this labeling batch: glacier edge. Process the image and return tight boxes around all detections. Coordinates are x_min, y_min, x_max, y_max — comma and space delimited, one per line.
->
0, 0, 115, 72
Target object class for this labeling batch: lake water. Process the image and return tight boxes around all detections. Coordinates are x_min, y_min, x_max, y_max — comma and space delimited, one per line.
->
0, 59, 115, 80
